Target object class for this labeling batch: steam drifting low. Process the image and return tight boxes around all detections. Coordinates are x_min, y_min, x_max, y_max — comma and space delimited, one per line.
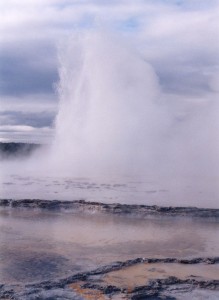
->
48, 31, 219, 184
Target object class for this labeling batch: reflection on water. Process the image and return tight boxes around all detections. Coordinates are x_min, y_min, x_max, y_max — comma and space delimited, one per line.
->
0, 208, 218, 284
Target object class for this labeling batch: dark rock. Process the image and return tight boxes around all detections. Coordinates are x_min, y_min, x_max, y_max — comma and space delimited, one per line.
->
2, 255, 219, 299
1, 199, 219, 218
0, 142, 40, 159
103, 285, 121, 294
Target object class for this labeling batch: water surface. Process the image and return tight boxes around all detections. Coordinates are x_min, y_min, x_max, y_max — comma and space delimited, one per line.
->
0, 207, 218, 285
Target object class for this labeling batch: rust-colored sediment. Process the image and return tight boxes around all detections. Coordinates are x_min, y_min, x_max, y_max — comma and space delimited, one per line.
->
103, 262, 219, 290
68, 282, 107, 300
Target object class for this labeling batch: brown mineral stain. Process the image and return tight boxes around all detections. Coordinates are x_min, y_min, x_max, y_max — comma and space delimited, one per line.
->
102, 262, 219, 290
68, 282, 107, 300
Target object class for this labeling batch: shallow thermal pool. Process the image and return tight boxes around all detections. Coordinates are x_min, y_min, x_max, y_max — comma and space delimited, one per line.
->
0, 207, 218, 285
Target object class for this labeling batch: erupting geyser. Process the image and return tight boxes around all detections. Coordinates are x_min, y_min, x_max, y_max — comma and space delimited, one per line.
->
2, 31, 218, 207
51, 32, 169, 176
47, 30, 219, 184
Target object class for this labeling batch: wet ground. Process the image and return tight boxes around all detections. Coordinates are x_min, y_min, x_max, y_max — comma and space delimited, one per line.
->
1, 173, 219, 208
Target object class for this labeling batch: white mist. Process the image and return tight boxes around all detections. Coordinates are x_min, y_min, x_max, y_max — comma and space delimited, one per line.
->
51, 31, 170, 176
1, 31, 219, 207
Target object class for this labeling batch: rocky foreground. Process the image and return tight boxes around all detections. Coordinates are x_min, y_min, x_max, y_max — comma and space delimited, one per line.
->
1, 256, 219, 299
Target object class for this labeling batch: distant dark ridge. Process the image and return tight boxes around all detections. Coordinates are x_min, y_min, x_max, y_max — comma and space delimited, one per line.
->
1, 199, 219, 218
0, 142, 40, 159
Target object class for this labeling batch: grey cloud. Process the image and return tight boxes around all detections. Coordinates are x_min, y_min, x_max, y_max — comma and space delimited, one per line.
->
0, 0, 218, 137
158, 69, 210, 96
0, 40, 58, 96
152, 60, 212, 96
0, 110, 55, 128
1, 1, 218, 99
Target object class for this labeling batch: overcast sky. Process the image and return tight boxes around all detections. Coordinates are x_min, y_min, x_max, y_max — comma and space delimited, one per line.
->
0, 0, 219, 142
